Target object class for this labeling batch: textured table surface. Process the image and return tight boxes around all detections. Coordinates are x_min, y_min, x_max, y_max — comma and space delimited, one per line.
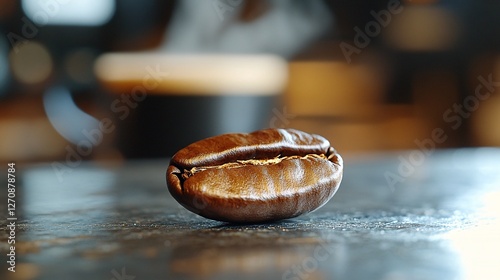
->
1, 148, 500, 280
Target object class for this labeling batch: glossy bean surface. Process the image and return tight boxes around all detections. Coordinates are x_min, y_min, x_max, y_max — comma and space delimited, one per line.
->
167, 128, 343, 223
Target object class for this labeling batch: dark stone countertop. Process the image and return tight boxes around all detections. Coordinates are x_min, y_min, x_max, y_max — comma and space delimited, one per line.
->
1, 148, 499, 280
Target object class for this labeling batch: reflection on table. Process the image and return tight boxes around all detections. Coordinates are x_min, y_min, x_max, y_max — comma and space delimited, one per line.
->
4, 148, 500, 280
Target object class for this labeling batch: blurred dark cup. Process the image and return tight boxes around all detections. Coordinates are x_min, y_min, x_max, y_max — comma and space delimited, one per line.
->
94, 53, 288, 158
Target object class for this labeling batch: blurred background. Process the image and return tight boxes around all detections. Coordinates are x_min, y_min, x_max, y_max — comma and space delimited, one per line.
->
1, 0, 500, 164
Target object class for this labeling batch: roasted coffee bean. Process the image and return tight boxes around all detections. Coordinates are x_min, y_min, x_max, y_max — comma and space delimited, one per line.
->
166, 128, 343, 223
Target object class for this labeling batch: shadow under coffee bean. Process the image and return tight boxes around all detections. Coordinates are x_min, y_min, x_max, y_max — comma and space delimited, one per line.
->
166, 128, 343, 223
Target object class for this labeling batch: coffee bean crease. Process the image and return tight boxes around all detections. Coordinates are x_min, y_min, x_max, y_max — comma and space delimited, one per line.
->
166, 128, 343, 223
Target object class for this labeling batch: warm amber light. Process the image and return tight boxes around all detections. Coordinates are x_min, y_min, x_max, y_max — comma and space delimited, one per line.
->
9, 41, 53, 85
385, 6, 460, 51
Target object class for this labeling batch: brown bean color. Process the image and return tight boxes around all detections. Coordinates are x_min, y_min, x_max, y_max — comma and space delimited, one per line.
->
166, 128, 343, 223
